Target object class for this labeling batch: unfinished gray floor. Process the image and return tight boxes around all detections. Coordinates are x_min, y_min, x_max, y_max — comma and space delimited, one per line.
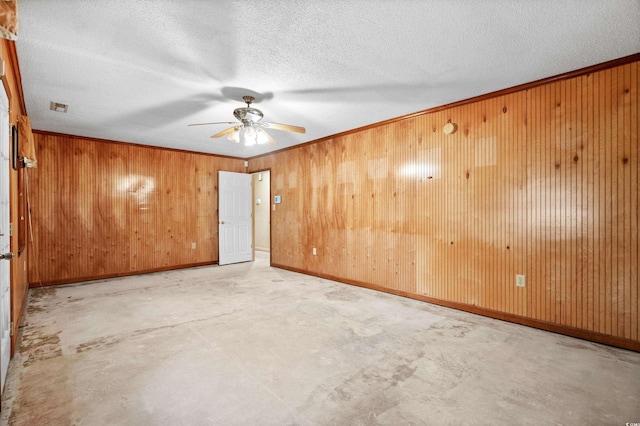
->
2, 252, 639, 426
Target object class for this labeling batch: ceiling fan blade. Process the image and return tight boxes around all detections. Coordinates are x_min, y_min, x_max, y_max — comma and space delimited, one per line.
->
211, 126, 239, 138
188, 121, 236, 127
262, 122, 306, 134
257, 128, 277, 146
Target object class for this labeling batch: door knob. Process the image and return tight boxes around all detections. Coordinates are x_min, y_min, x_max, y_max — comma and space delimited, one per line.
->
220, 221, 225, 225
0, 252, 14, 260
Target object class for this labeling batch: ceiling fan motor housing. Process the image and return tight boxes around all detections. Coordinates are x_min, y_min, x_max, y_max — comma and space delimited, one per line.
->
233, 107, 264, 123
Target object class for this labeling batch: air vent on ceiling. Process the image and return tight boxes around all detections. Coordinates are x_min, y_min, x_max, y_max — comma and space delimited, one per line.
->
50, 102, 68, 113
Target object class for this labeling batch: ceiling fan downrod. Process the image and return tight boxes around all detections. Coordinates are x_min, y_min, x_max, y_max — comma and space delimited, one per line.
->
242, 95, 255, 107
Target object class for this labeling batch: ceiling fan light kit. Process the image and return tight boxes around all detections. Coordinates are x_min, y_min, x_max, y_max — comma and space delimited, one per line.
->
237, 125, 269, 146
189, 95, 305, 147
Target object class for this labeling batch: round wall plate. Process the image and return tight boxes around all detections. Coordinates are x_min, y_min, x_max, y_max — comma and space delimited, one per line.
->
443, 122, 457, 135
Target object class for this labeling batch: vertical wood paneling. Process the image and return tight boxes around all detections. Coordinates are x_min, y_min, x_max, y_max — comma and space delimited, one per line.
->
585, 71, 595, 333
605, 67, 614, 336
598, 68, 608, 334
514, 89, 528, 318
250, 60, 639, 346
623, 62, 640, 341
3, 39, 30, 352
28, 133, 244, 284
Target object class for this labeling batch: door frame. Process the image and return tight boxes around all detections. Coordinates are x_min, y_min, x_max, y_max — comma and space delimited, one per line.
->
0, 76, 12, 393
217, 170, 253, 265
251, 169, 272, 261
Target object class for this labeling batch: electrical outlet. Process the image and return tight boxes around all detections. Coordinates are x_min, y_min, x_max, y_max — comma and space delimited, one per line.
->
516, 274, 526, 288
312, 247, 317, 256
191, 242, 196, 249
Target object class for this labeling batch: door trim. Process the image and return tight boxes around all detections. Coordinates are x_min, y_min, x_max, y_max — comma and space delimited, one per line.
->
218, 171, 253, 266
251, 169, 271, 260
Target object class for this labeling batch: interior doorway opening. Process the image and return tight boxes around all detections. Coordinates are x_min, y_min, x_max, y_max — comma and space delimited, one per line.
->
251, 171, 271, 256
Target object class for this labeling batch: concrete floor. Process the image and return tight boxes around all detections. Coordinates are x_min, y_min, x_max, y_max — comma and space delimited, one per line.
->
2, 252, 639, 426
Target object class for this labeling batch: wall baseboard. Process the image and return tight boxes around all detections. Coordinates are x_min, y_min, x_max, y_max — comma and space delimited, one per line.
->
28, 261, 218, 288
272, 263, 640, 353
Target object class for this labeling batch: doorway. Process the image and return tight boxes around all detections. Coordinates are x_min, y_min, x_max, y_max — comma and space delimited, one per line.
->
218, 171, 253, 265
252, 171, 270, 254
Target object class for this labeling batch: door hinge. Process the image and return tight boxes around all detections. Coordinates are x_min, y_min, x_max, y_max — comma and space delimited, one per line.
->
9, 222, 12, 236
10, 321, 13, 336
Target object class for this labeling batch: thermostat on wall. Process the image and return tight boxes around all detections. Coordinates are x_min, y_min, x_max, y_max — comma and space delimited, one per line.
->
274, 195, 282, 204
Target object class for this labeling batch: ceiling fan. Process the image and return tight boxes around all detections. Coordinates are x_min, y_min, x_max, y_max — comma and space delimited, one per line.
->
188, 95, 305, 146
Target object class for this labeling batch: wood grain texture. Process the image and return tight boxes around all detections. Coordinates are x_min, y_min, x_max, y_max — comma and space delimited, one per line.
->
250, 60, 640, 347
27, 133, 244, 285
3, 39, 29, 354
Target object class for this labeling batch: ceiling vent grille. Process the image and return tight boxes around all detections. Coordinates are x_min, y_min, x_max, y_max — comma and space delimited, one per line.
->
50, 102, 68, 113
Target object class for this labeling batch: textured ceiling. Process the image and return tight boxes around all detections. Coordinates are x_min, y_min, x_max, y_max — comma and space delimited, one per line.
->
15, 1, 640, 158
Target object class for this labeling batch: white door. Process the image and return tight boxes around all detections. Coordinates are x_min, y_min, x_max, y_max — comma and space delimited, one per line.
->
218, 171, 252, 265
0, 82, 12, 391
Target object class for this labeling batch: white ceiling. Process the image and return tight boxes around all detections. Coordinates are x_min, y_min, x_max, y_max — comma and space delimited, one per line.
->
15, 1, 640, 158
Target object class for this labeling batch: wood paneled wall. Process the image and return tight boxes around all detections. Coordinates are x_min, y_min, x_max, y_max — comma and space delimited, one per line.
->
28, 133, 244, 285
249, 60, 639, 349
3, 39, 29, 353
